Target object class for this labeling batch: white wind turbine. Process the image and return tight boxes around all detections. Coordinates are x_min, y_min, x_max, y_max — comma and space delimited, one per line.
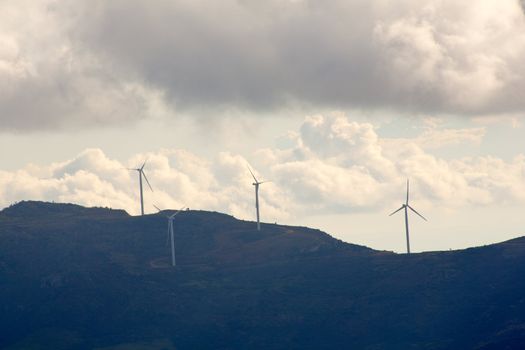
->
248, 166, 269, 231
389, 179, 427, 254
155, 205, 185, 267
129, 160, 153, 216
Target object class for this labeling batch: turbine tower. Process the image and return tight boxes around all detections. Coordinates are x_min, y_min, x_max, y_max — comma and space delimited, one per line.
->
248, 166, 268, 231
129, 160, 153, 216
389, 179, 427, 254
155, 205, 185, 267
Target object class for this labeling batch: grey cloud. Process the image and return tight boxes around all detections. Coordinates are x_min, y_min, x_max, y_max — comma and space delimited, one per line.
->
0, 67, 149, 131
0, 1, 155, 131
2, 0, 525, 131
70, 0, 525, 116
70, 0, 384, 111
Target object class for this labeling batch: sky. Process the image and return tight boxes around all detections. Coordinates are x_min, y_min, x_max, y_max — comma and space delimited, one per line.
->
1, 0, 525, 253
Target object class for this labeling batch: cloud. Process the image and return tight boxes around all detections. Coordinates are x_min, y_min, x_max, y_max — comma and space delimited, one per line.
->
79, 0, 525, 115
262, 114, 498, 212
1, 114, 525, 221
385, 117, 486, 150
471, 115, 523, 129
372, 1, 525, 114
2, 0, 525, 131
0, 0, 166, 131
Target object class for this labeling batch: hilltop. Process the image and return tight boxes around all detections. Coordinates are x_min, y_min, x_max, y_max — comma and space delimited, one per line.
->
0, 201, 524, 349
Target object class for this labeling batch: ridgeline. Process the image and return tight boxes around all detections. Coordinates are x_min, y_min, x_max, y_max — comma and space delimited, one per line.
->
1, 201, 524, 349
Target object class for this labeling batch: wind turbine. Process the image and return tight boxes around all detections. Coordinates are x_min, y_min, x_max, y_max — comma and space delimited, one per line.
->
389, 179, 427, 254
129, 160, 153, 216
155, 205, 185, 267
248, 166, 269, 231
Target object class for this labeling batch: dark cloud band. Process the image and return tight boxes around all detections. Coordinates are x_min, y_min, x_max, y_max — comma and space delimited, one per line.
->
1, 0, 525, 131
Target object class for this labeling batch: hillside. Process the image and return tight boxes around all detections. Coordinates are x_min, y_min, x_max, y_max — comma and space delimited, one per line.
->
1, 201, 525, 349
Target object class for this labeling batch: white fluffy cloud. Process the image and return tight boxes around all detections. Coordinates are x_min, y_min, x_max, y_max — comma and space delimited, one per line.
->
1, 115, 525, 221
1, 0, 525, 131
373, 1, 525, 113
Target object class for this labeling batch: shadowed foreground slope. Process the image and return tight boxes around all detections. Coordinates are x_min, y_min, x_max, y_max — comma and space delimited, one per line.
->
1, 201, 525, 349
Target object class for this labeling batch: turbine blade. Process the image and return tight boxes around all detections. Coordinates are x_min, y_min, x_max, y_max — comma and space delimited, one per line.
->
169, 206, 186, 218
408, 205, 427, 221
406, 179, 410, 205
247, 165, 258, 183
153, 204, 162, 212
389, 206, 405, 216
140, 159, 148, 171
259, 180, 272, 185
142, 171, 153, 191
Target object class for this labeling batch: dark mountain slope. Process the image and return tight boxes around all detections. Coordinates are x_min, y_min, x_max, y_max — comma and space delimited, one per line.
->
0, 201, 524, 349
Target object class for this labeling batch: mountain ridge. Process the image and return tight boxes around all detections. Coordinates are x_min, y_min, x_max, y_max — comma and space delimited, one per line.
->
1, 201, 525, 349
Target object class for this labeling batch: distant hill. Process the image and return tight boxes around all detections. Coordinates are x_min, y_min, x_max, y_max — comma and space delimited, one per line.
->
1, 201, 524, 349
0, 201, 128, 220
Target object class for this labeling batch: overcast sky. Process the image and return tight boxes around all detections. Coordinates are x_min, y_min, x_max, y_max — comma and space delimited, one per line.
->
1, 0, 525, 253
